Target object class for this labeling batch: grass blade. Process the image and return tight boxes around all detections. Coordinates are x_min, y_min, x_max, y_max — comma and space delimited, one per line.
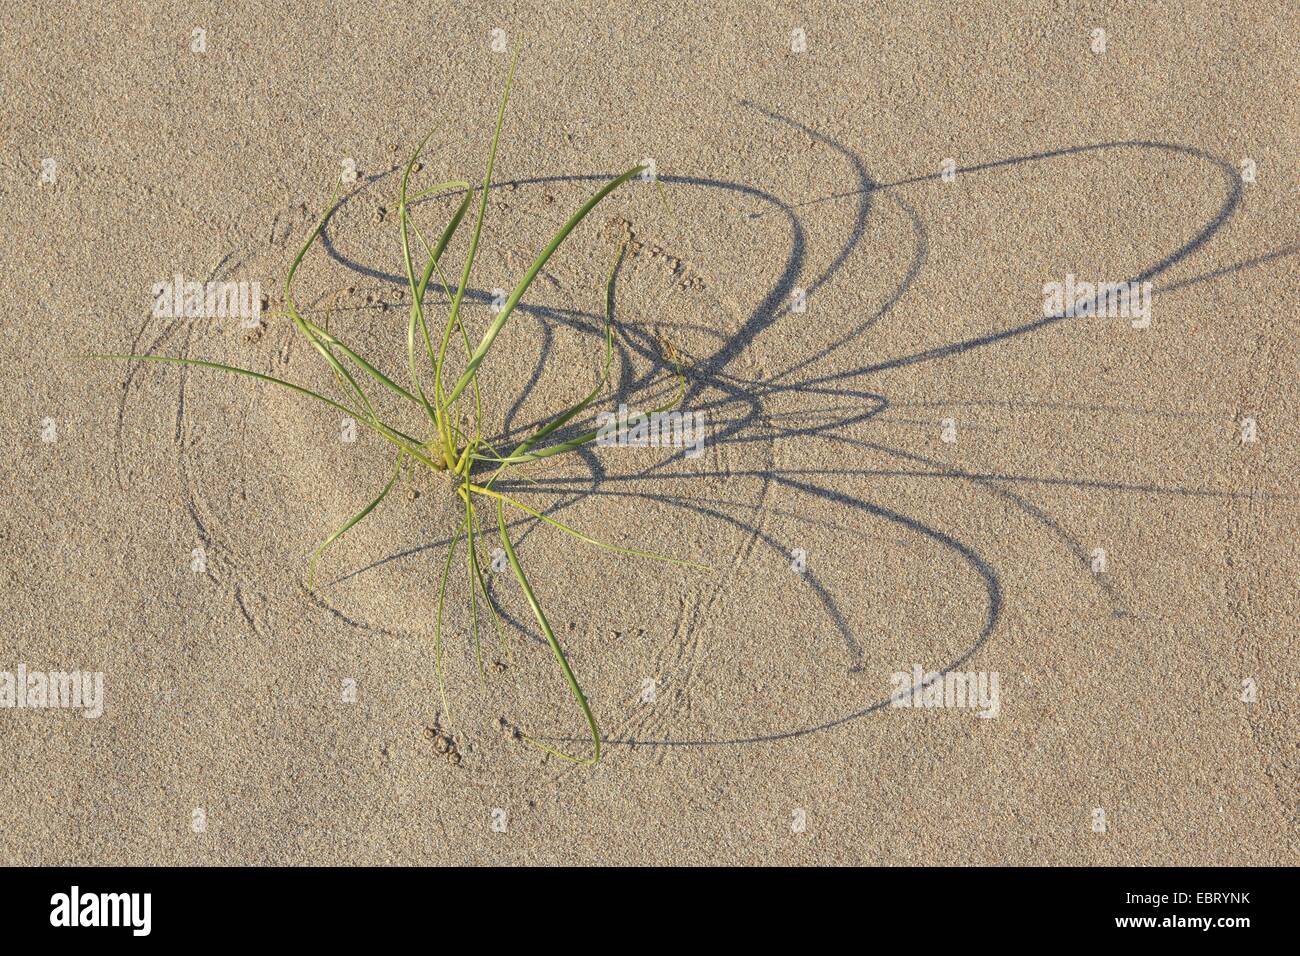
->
467, 482, 708, 571
82, 354, 437, 468
495, 497, 599, 765
434, 524, 462, 722
445, 163, 646, 406
437, 50, 520, 404
308, 453, 405, 589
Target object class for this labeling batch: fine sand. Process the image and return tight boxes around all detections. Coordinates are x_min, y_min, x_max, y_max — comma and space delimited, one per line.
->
2, 2, 1296, 865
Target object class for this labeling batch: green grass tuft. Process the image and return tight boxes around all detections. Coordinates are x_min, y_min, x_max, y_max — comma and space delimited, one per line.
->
86, 51, 705, 765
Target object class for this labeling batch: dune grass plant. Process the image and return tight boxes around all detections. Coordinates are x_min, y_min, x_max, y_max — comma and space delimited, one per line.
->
90, 53, 704, 764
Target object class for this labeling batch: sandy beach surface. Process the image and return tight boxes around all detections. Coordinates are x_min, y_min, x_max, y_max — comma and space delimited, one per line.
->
2, 2, 1296, 865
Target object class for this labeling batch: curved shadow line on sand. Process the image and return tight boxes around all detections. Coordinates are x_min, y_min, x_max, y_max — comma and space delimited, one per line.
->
140, 122, 1257, 754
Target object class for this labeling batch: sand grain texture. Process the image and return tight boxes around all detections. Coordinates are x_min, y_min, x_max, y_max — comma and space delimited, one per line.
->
1, 1, 1296, 865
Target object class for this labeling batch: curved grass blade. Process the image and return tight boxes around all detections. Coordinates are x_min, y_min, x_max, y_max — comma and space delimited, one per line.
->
434, 523, 462, 722
307, 452, 405, 590
437, 50, 520, 405
82, 354, 437, 468
399, 164, 473, 451
489, 346, 688, 467
463, 489, 487, 681
421, 191, 476, 461
445, 163, 647, 406
279, 190, 386, 423
85, 352, 354, 415
506, 242, 621, 458
409, 216, 488, 445
466, 497, 510, 660
474, 239, 658, 471
495, 497, 599, 765
467, 482, 708, 571
298, 316, 420, 407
